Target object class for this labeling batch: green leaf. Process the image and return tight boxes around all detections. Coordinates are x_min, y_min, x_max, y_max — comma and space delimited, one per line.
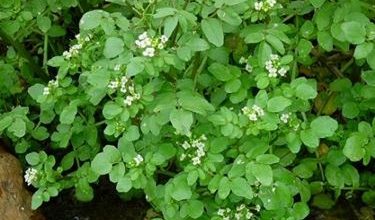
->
267, 96, 292, 112
312, 193, 334, 209
103, 37, 124, 58
342, 102, 359, 119
218, 176, 231, 199
103, 101, 123, 119
293, 202, 310, 219
297, 39, 313, 57
310, 0, 325, 8
317, 31, 333, 51
325, 164, 344, 188
310, 116, 338, 138
171, 178, 192, 201
187, 200, 204, 219
343, 134, 367, 161
32, 191, 44, 209
116, 176, 132, 192
251, 163, 273, 186
208, 62, 233, 82
60, 104, 77, 124
230, 177, 253, 199
8, 118, 26, 137
256, 154, 280, 164
244, 32, 265, 44
217, 8, 242, 26
177, 90, 215, 116
354, 43, 374, 60
164, 16, 179, 37
26, 152, 40, 166
266, 34, 285, 54
37, 15, 51, 33
362, 70, 375, 86
201, 18, 224, 47
0, 116, 12, 131
225, 79, 241, 93
125, 125, 140, 141
170, 109, 193, 136
258, 42, 272, 66
367, 49, 375, 70
341, 21, 366, 44
91, 152, 112, 175
80, 10, 104, 30
295, 83, 317, 100
300, 129, 319, 148
75, 180, 94, 202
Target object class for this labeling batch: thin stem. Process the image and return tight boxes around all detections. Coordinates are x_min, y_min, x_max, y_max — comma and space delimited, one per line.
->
193, 54, 208, 90
315, 151, 326, 182
43, 34, 49, 75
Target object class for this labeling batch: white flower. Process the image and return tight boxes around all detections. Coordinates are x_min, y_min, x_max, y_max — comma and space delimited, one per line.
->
267, 0, 277, 7
114, 64, 121, 71
254, 1, 263, 11
217, 209, 225, 216
133, 154, 144, 166
255, 204, 261, 212
239, 56, 247, 64
278, 67, 287, 76
235, 213, 243, 220
143, 47, 155, 57
108, 80, 119, 89
245, 63, 253, 73
63, 51, 71, 59
237, 204, 246, 211
246, 212, 253, 219
248, 112, 258, 121
138, 32, 148, 40
280, 113, 290, 123
124, 96, 134, 106
160, 35, 168, 43
180, 153, 187, 161
24, 168, 37, 186
270, 54, 279, 60
157, 43, 165, 49
182, 141, 191, 150
192, 156, 201, 165
43, 87, 50, 96
252, 105, 264, 116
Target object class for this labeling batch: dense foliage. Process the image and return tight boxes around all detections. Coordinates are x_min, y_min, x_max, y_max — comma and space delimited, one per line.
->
1, 0, 375, 219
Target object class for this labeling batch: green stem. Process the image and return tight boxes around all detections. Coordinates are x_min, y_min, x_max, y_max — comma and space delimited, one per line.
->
43, 34, 49, 75
193, 54, 208, 90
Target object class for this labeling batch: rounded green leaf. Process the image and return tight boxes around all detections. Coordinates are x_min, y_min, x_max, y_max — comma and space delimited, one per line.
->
267, 96, 292, 112
310, 116, 338, 138
201, 18, 223, 47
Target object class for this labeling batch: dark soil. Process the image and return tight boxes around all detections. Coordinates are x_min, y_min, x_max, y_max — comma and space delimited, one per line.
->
41, 181, 149, 220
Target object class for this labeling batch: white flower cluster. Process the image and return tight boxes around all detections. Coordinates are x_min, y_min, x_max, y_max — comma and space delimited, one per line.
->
62, 34, 91, 59
242, 104, 265, 121
43, 78, 59, 96
180, 135, 207, 166
133, 154, 144, 167
239, 56, 253, 73
265, 54, 287, 78
24, 168, 37, 186
280, 112, 291, 123
107, 76, 141, 106
135, 32, 168, 57
254, 0, 277, 12
217, 204, 254, 220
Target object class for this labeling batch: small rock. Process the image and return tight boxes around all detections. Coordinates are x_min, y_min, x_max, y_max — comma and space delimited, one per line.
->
0, 145, 45, 220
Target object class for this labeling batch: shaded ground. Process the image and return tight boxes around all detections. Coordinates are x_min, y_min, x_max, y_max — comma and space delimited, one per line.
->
41, 182, 149, 220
